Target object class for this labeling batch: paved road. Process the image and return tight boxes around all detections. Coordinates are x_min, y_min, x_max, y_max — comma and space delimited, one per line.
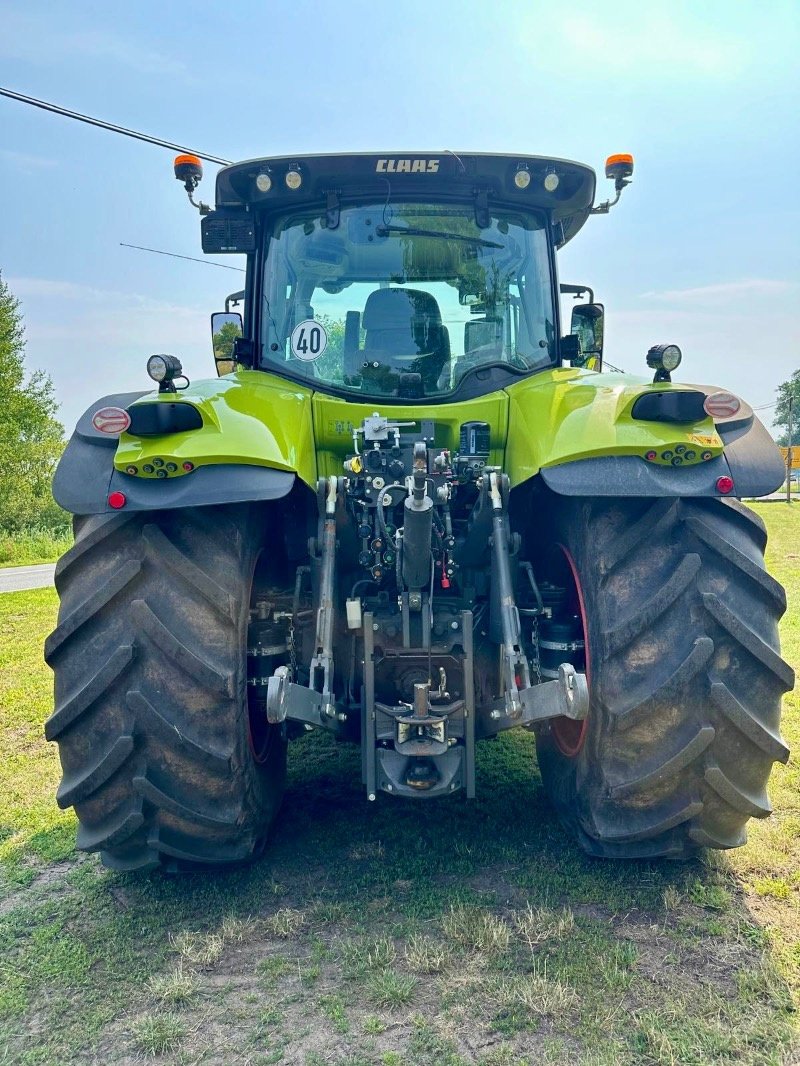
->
0, 563, 57, 593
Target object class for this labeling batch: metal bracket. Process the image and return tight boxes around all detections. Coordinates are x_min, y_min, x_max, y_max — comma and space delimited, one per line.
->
488, 471, 530, 718
308, 477, 338, 716
488, 664, 588, 730
473, 187, 490, 229
266, 667, 344, 727
520, 663, 589, 724
325, 189, 341, 229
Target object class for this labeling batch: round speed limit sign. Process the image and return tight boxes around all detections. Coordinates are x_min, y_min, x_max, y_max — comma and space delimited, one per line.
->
290, 319, 328, 362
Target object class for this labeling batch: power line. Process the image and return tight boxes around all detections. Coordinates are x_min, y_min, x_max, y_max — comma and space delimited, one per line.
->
0, 86, 231, 166
120, 243, 244, 272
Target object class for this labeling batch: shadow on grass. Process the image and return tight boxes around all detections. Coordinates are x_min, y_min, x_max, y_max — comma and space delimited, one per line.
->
108, 730, 712, 930
3, 730, 796, 1065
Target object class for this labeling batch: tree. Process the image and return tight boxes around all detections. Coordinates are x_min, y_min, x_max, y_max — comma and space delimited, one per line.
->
212, 319, 242, 370
0, 274, 66, 531
773, 370, 800, 447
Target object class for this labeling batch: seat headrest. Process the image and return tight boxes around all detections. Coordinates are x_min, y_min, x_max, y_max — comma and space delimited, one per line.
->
362, 288, 442, 331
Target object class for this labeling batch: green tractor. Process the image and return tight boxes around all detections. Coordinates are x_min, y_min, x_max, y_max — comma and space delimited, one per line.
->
46, 150, 792, 872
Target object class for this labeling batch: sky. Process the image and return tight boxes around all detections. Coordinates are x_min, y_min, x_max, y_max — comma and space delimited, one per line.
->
1, 0, 798, 434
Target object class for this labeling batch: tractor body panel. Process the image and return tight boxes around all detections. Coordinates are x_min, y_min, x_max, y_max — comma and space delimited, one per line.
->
53, 368, 783, 513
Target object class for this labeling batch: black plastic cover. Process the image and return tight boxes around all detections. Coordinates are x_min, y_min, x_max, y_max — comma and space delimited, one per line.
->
127, 402, 203, 436
631, 390, 707, 424
201, 210, 256, 254
214, 152, 597, 248
541, 454, 735, 497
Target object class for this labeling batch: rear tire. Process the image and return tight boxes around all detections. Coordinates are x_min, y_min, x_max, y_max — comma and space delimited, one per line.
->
535, 496, 792, 858
45, 505, 286, 873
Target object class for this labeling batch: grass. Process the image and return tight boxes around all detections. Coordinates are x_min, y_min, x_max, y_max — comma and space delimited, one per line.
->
0, 500, 797, 1062
0, 524, 71, 567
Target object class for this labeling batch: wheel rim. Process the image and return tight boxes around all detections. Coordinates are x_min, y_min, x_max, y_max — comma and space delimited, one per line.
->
247, 699, 275, 764
550, 544, 590, 758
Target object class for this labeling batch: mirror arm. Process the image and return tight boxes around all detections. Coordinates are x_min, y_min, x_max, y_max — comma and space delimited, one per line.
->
560, 283, 595, 304
232, 337, 255, 368
590, 188, 622, 215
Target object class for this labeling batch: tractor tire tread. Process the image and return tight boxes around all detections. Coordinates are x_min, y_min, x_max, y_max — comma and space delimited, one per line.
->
537, 496, 791, 858
47, 505, 286, 873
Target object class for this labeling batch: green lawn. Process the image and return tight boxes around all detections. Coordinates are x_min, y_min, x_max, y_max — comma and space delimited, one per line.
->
0, 527, 71, 567
0, 502, 798, 1064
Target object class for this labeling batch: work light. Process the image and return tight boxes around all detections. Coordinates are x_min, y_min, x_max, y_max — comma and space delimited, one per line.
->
147, 353, 183, 391
646, 344, 682, 373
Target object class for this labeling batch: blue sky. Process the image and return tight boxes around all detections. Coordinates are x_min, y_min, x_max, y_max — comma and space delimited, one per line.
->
1, 0, 798, 432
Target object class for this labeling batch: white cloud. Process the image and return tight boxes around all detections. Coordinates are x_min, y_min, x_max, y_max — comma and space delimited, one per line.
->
0, 14, 193, 80
639, 279, 800, 304
563, 15, 742, 76
0, 149, 58, 172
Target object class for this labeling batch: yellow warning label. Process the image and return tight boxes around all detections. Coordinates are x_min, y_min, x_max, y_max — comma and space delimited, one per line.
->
691, 434, 720, 447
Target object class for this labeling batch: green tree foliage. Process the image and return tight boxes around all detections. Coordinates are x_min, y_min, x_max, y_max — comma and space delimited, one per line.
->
774, 370, 800, 446
314, 314, 345, 381
212, 319, 242, 372
0, 274, 66, 532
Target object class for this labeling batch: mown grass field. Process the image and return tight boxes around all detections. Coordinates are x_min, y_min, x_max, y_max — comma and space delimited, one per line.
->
1, 502, 798, 1065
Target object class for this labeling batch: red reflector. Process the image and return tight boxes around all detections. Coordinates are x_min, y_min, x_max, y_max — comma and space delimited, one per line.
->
182, 461, 194, 472
92, 406, 131, 434
703, 392, 740, 419
645, 450, 657, 461
107, 491, 127, 509
716, 476, 734, 494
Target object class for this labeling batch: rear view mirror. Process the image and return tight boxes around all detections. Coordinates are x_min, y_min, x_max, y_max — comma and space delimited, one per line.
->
211, 311, 243, 376
570, 303, 604, 370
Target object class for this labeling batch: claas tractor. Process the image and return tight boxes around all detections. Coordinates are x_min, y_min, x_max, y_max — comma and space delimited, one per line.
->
46, 150, 792, 873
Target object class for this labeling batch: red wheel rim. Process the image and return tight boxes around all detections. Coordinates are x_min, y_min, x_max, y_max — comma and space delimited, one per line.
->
550, 545, 590, 758
248, 701, 275, 764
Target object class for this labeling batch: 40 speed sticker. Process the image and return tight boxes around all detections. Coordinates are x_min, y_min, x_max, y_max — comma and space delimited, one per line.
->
290, 319, 328, 361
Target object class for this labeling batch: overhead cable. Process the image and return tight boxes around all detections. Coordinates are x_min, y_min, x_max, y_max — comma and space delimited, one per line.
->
0, 86, 231, 165
120, 243, 244, 272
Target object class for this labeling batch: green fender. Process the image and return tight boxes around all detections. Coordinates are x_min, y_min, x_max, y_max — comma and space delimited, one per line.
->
53, 366, 782, 515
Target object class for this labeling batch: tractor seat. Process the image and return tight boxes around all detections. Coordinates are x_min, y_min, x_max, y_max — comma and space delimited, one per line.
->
355, 288, 450, 391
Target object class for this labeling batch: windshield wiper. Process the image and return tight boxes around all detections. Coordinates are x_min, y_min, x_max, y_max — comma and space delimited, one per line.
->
374, 224, 503, 249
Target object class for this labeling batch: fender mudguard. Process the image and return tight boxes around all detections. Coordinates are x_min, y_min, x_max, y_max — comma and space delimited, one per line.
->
541, 400, 784, 498
53, 392, 295, 515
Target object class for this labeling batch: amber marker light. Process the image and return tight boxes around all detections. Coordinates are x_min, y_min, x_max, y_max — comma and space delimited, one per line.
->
173, 153, 204, 189
605, 153, 635, 190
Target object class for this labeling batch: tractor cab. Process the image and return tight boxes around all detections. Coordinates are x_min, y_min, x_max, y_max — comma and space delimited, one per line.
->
195, 153, 615, 402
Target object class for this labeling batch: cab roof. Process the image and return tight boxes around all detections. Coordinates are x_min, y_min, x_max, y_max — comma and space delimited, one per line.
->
214, 152, 597, 247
